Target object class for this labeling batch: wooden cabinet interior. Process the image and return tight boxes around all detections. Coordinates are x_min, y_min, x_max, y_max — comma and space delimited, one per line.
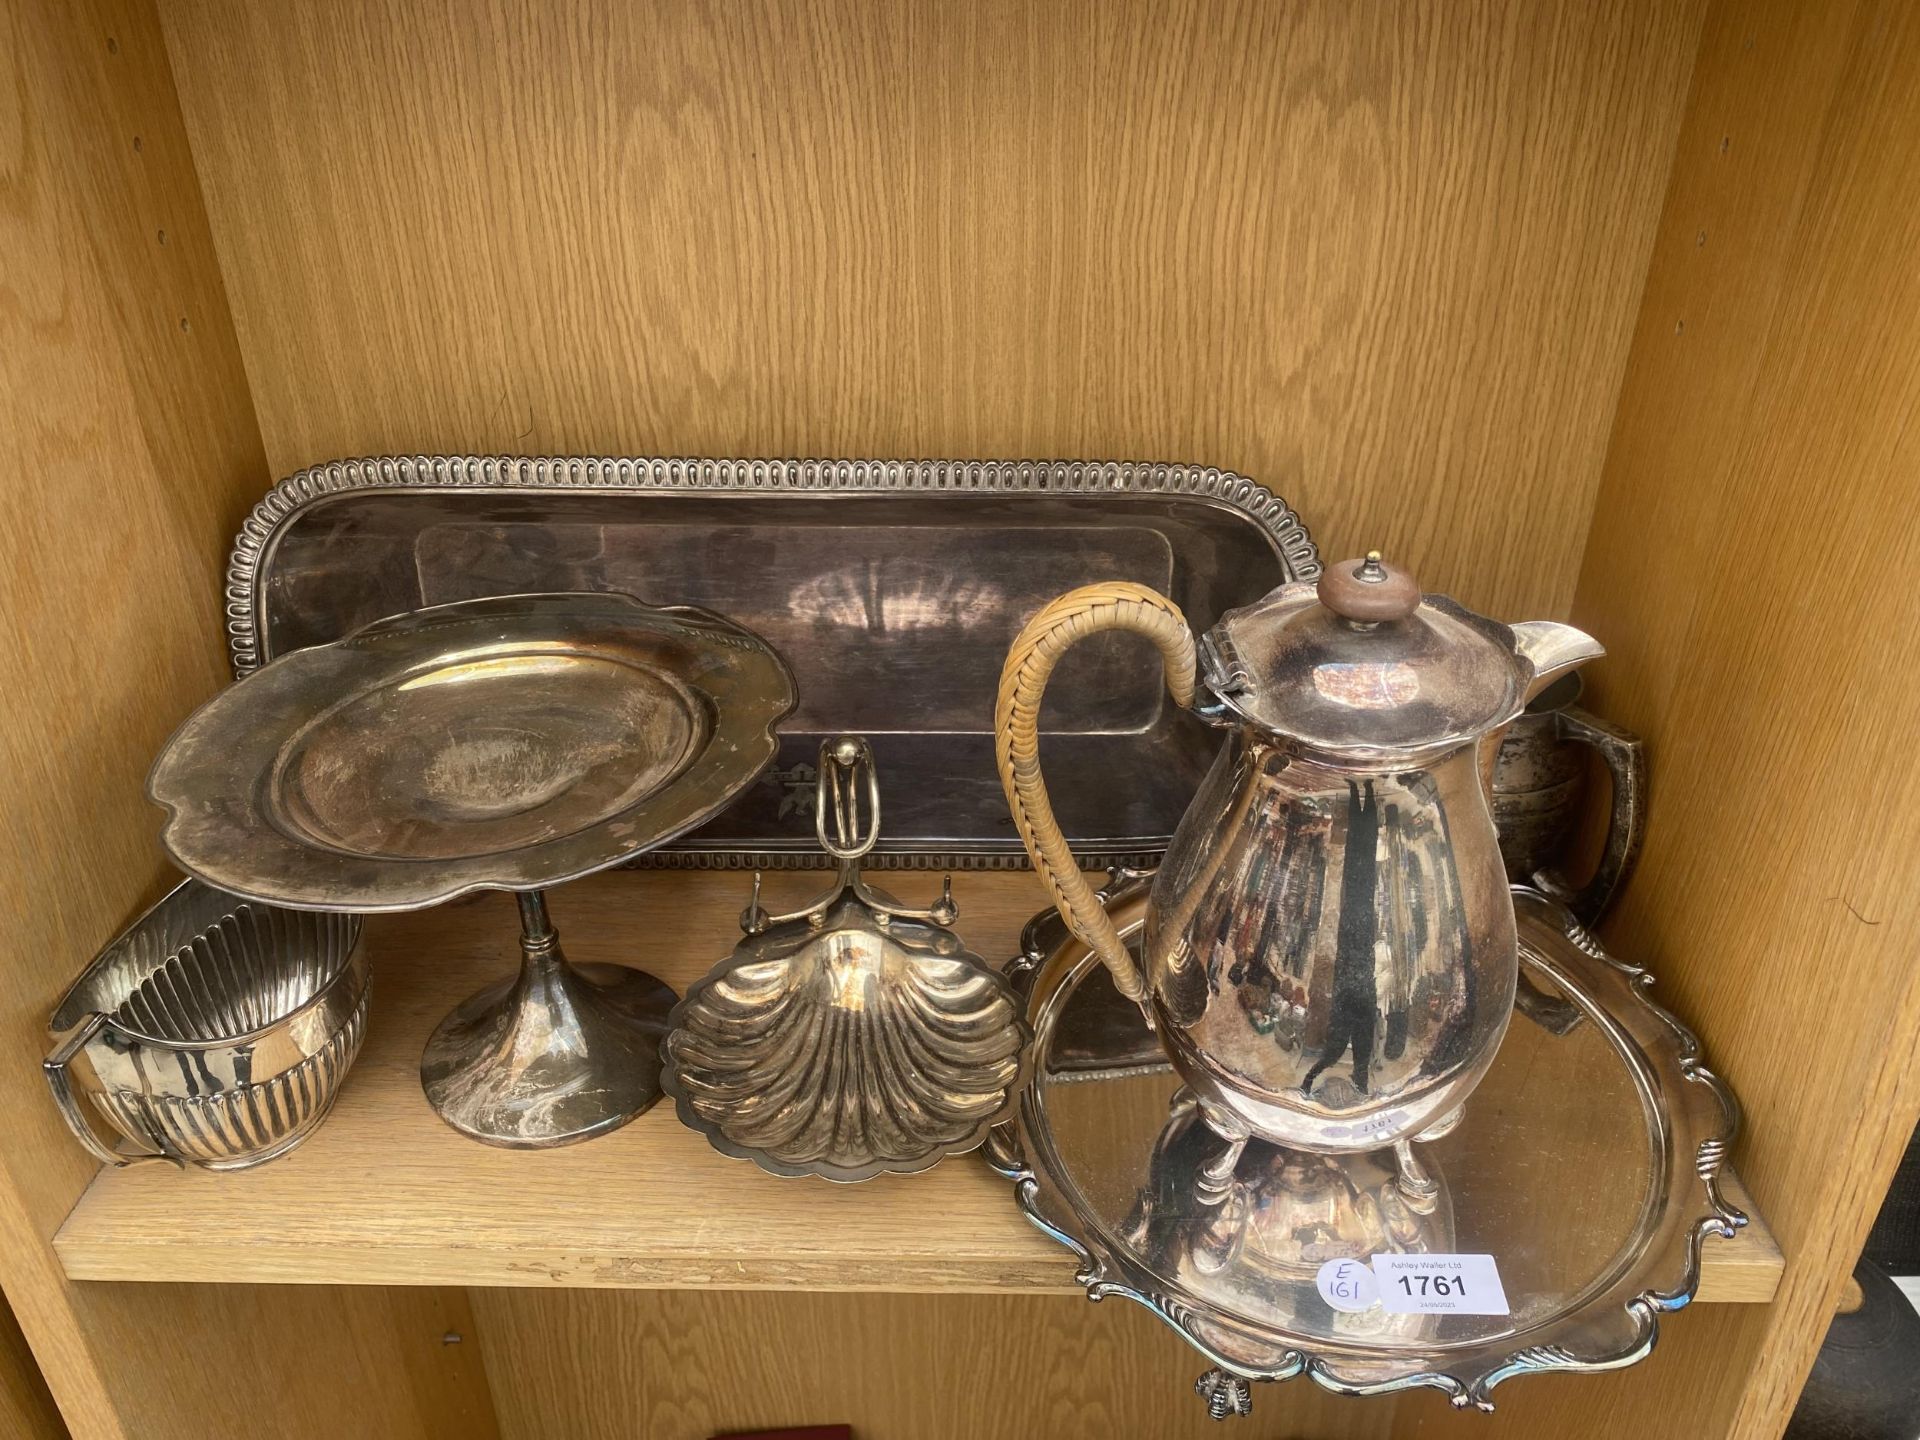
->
0, 1293, 63, 1440
0, 0, 1914, 1436
1550, 2, 1920, 1432
155, 0, 1699, 626
47, 873, 1784, 1302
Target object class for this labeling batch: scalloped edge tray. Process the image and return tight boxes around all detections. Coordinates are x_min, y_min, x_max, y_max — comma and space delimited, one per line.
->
984, 880, 1746, 1416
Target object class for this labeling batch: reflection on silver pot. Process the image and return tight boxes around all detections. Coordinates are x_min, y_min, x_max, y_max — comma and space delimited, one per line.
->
1122, 1090, 1454, 1348
996, 554, 1602, 1163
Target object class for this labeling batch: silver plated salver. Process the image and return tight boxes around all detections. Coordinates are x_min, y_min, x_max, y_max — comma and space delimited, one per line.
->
984, 876, 1746, 1416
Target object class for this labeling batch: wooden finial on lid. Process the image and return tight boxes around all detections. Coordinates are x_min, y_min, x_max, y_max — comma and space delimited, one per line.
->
1317, 551, 1420, 622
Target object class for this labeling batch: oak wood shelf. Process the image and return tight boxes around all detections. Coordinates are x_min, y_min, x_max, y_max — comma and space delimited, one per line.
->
53, 872, 1782, 1300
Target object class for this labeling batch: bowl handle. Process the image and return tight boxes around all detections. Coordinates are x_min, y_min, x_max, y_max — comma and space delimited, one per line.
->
43, 1014, 175, 1168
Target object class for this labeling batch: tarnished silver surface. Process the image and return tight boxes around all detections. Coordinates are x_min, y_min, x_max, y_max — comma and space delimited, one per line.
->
1126, 1091, 1457, 1345
998, 552, 1604, 1155
45, 878, 368, 1170
152, 591, 792, 1148
225, 454, 1318, 869
420, 889, 677, 1148
1492, 673, 1648, 925
1147, 734, 1524, 1155
663, 737, 1028, 1181
151, 591, 796, 911
983, 875, 1746, 1415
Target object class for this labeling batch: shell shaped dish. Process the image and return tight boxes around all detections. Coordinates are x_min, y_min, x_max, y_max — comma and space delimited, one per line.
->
664, 893, 1028, 1182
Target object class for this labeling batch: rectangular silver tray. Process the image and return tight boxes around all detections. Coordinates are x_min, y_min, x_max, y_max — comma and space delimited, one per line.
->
226, 456, 1319, 868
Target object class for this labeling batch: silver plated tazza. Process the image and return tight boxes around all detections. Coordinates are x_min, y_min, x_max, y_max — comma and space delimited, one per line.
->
150, 591, 795, 1147
151, 591, 795, 911
663, 737, 1028, 1181
224, 454, 1318, 870
984, 874, 1746, 1416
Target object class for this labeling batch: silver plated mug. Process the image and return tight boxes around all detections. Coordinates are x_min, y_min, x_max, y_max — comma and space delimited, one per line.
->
1491, 674, 1646, 925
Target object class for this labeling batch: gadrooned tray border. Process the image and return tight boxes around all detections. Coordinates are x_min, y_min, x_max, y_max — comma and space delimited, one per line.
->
981, 879, 1747, 1417
224, 454, 1322, 677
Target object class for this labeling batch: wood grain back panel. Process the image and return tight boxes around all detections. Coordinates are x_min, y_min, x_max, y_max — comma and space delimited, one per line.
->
471, 1288, 1400, 1440
0, 2, 498, 1435
158, 0, 1702, 621
0, 1292, 65, 1440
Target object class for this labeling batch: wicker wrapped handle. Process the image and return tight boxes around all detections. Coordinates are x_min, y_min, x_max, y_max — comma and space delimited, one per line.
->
995, 583, 1196, 1002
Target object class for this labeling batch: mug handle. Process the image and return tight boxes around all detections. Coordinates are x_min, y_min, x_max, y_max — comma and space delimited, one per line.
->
1537, 706, 1647, 926
995, 583, 1195, 1003
43, 1014, 173, 1168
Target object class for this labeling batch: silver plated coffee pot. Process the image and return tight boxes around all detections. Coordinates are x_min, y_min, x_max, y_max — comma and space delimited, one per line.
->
995, 554, 1602, 1175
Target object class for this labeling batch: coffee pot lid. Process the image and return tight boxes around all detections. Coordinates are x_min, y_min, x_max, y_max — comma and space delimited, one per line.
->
1201, 552, 1523, 756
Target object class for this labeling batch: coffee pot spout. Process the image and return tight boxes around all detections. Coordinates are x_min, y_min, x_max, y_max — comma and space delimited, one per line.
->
1511, 620, 1606, 705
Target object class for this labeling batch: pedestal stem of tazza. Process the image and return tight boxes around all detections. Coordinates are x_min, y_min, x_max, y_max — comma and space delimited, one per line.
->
517, 889, 555, 945
419, 886, 679, 1148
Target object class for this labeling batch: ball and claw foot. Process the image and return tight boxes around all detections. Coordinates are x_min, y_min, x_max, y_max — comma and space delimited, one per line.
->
1196, 1368, 1253, 1421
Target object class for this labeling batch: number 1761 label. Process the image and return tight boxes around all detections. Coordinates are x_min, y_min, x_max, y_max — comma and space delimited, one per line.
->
1371, 1253, 1510, 1316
